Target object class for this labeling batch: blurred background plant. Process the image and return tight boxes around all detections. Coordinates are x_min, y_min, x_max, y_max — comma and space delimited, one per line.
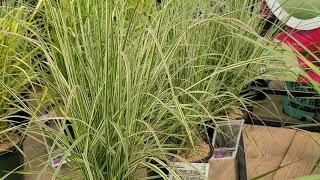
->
0, 2, 41, 142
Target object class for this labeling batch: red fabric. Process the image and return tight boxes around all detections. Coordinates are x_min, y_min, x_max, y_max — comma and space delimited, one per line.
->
297, 53, 320, 69
276, 28, 320, 52
298, 71, 320, 84
276, 28, 320, 84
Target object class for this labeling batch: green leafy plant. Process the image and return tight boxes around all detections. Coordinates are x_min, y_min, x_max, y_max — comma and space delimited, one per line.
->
0, 3, 39, 143
25, 0, 284, 179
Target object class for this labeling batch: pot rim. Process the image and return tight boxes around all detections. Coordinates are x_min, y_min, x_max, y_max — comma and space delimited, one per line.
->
0, 134, 24, 156
266, 0, 320, 30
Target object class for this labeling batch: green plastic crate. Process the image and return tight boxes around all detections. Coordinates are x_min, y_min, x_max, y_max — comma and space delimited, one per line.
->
283, 81, 317, 121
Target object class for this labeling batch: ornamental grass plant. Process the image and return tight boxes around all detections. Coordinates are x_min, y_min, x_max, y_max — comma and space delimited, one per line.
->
0, 2, 40, 143
19, 0, 285, 179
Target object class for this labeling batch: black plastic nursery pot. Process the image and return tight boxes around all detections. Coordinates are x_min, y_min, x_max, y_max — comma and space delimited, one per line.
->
0, 109, 29, 180
203, 120, 215, 146
0, 139, 24, 180
146, 159, 169, 179
8, 111, 30, 128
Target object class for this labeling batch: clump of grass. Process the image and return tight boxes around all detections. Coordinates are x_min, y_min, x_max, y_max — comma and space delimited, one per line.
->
24, 0, 284, 179
0, 3, 40, 142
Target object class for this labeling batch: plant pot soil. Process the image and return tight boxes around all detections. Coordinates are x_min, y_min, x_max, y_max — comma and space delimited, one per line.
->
179, 141, 212, 163
0, 133, 24, 180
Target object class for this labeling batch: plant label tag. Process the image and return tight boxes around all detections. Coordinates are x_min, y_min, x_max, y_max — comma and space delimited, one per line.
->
169, 162, 209, 180
51, 154, 67, 167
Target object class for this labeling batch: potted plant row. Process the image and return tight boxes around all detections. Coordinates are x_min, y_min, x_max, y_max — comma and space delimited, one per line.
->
0, 4, 40, 179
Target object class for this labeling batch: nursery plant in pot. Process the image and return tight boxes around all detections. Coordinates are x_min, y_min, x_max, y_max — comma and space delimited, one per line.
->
173, 121, 244, 180
32, 0, 230, 179
145, 0, 284, 177
147, 134, 214, 179
0, 4, 39, 179
149, 120, 245, 180
29, 0, 283, 179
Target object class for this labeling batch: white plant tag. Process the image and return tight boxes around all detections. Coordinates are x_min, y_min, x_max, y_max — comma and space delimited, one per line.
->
169, 162, 209, 180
